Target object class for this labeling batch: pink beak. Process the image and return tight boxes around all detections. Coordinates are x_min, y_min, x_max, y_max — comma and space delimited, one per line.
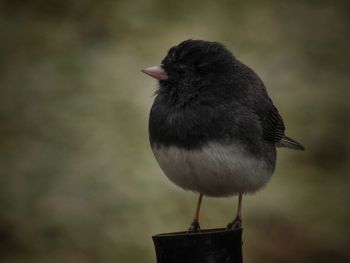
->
142, 66, 168, 80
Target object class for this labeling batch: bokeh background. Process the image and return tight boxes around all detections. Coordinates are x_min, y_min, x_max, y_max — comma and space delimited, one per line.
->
1, 0, 349, 262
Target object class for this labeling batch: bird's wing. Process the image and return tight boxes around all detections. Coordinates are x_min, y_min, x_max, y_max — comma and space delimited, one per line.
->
261, 105, 285, 143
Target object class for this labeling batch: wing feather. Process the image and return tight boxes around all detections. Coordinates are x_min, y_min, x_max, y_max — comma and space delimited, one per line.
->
262, 105, 285, 142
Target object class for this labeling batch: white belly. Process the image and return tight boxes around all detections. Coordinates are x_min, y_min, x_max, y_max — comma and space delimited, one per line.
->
152, 142, 273, 197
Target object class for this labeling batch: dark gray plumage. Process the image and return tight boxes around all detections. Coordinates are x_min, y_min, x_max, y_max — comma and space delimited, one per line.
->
143, 39, 304, 231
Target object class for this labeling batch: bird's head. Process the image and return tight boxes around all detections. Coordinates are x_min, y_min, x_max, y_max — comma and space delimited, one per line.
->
142, 40, 236, 105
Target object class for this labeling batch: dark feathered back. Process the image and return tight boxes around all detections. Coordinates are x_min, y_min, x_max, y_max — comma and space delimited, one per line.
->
150, 39, 304, 151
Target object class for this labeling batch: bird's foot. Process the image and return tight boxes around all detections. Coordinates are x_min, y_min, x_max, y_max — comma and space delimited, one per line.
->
188, 220, 201, 232
227, 217, 242, 230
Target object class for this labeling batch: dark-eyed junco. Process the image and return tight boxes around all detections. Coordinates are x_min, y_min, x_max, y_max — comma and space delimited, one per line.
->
142, 39, 304, 232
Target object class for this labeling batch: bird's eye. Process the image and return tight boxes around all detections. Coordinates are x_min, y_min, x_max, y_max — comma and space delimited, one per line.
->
197, 62, 210, 69
177, 65, 186, 75
197, 62, 210, 70
177, 68, 185, 75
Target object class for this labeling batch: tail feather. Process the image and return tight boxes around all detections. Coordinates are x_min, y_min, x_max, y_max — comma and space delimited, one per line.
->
277, 135, 305, 150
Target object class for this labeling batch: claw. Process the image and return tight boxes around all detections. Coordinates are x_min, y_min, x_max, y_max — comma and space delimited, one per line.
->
227, 217, 242, 230
188, 220, 201, 232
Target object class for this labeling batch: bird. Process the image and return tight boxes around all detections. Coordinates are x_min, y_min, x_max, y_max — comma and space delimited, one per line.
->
142, 39, 304, 232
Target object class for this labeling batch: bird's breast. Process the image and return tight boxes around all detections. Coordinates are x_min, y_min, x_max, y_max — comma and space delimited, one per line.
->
149, 99, 237, 149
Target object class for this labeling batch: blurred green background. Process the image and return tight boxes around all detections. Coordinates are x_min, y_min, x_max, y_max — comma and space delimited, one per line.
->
1, 0, 349, 262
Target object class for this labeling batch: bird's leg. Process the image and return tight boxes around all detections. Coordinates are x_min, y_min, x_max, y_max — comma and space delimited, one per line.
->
188, 193, 203, 232
227, 193, 243, 230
